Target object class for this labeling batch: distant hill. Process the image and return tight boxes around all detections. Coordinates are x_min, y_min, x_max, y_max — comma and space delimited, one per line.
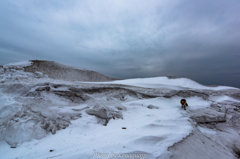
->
23, 60, 117, 82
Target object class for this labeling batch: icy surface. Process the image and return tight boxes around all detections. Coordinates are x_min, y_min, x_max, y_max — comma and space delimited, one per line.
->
0, 61, 240, 159
4, 61, 33, 67
97, 77, 238, 90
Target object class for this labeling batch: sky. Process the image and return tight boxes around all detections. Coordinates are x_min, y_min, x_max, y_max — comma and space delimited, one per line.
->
0, 0, 240, 88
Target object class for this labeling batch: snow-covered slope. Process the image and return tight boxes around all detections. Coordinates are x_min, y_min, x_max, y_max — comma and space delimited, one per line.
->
92, 76, 238, 90
0, 61, 240, 159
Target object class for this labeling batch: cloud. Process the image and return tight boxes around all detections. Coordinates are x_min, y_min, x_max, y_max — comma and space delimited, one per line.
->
0, 0, 240, 87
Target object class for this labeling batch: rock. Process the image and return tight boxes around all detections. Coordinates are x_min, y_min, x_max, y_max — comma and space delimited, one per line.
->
34, 71, 44, 78
86, 104, 123, 126
147, 105, 159, 109
190, 108, 226, 123
24, 60, 117, 82
36, 86, 50, 91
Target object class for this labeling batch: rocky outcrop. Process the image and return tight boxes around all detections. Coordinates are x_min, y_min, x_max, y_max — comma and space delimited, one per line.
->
189, 107, 226, 124
147, 104, 159, 109
86, 104, 123, 126
163, 90, 209, 100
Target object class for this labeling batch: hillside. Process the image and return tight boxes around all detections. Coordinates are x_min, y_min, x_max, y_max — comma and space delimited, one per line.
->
23, 60, 117, 82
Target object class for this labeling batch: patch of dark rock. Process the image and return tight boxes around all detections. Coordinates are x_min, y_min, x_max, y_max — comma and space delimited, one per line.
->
147, 104, 159, 109
35, 86, 50, 91
120, 95, 126, 101
72, 107, 89, 111
40, 119, 70, 134
52, 84, 63, 88
197, 117, 226, 124
74, 87, 158, 99
233, 149, 240, 158
234, 108, 240, 112
49, 149, 54, 152
122, 127, 127, 129
24, 60, 117, 82
232, 142, 240, 158
25, 91, 41, 97
53, 90, 90, 103
196, 118, 226, 124
163, 90, 209, 100
11, 146, 16, 148
167, 76, 179, 79
238, 152, 240, 158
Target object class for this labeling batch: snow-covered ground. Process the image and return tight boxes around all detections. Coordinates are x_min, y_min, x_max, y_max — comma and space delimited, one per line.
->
0, 60, 240, 159
83, 76, 238, 90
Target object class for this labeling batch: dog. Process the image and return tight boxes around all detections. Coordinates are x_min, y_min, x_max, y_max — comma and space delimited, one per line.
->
180, 99, 188, 110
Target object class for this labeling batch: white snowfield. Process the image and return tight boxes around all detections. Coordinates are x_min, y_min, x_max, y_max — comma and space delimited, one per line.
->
4, 61, 33, 67
88, 76, 238, 90
0, 60, 240, 159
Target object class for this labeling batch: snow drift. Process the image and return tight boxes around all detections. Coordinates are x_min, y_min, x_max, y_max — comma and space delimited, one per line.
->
0, 60, 240, 159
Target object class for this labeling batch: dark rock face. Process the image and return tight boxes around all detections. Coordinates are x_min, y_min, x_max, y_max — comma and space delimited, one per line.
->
23, 60, 117, 82
147, 105, 159, 109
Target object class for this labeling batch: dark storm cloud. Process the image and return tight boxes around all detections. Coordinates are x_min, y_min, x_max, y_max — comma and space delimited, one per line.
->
0, 0, 240, 87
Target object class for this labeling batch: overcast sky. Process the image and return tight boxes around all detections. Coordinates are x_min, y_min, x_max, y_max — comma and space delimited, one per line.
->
0, 0, 240, 87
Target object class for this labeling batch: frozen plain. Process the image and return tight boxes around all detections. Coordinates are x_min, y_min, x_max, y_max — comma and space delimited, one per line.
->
0, 60, 240, 159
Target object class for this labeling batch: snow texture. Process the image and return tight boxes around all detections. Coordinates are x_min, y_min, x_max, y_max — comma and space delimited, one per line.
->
0, 60, 240, 159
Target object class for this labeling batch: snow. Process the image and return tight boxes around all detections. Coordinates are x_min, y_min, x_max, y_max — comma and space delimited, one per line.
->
0, 94, 210, 158
209, 95, 240, 103
0, 60, 239, 159
4, 61, 32, 67
198, 126, 217, 135
83, 77, 238, 90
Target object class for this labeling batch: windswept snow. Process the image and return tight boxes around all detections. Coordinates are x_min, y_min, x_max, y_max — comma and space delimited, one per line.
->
0, 61, 240, 159
96, 77, 238, 90
4, 61, 33, 67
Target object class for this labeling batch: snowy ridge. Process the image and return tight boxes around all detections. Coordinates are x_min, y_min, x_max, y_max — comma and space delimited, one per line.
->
0, 61, 240, 159
87, 76, 237, 90
23, 60, 117, 82
3, 60, 116, 82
